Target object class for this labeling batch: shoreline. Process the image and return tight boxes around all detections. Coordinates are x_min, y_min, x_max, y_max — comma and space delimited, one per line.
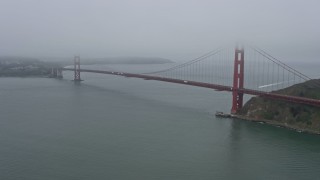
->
0, 75, 51, 78
233, 115, 320, 135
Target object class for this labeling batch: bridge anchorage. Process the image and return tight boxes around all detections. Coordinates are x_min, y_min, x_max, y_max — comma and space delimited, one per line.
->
62, 45, 320, 113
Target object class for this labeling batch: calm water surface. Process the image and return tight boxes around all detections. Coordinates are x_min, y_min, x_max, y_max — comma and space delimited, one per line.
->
0, 64, 320, 179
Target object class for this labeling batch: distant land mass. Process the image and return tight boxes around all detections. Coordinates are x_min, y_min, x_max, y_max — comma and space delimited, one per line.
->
0, 56, 58, 77
0, 56, 173, 77
238, 79, 320, 134
42, 57, 173, 66
81, 57, 173, 65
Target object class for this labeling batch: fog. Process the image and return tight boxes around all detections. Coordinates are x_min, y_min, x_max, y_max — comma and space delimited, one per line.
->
0, 0, 319, 62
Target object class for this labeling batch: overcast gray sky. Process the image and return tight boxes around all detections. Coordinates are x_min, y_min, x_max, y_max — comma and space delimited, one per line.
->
0, 0, 319, 61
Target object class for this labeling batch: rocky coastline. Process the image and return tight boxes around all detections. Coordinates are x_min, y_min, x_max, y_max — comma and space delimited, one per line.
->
236, 79, 320, 135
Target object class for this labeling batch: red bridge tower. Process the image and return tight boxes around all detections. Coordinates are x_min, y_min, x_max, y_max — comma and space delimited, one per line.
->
74, 56, 81, 81
231, 47, 244, 114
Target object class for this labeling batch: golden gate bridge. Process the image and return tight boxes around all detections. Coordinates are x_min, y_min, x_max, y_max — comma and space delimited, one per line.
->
53, 45, 320, 113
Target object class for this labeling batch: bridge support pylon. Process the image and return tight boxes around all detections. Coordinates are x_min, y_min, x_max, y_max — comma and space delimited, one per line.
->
51, 67, 56, 78
231, 47, 244, 114
56, 68, 63, 79
74, 56, 82, 81
50, 67, 63, 79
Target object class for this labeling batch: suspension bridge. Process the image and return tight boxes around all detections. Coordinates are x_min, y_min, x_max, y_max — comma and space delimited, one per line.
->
53, 45, 320, 113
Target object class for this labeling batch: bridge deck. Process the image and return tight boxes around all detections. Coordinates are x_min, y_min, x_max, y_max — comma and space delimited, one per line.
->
62, 68, 320, 107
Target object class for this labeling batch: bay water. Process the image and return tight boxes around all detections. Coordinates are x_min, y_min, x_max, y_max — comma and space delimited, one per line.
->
0, 64, 320, 179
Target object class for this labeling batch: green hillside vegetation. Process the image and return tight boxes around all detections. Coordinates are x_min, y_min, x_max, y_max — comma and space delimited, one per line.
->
238, 79, 320, 134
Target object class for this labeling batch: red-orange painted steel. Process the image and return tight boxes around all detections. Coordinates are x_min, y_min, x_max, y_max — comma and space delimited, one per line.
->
62, 68, 320, 108
231, 48, 245, 114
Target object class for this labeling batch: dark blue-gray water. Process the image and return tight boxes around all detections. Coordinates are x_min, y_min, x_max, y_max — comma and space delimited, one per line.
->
0, 64, 320, 179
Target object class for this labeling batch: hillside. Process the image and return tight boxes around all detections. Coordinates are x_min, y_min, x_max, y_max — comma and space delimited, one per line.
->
0, 56, 59, 77
238, 79, 320, 134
